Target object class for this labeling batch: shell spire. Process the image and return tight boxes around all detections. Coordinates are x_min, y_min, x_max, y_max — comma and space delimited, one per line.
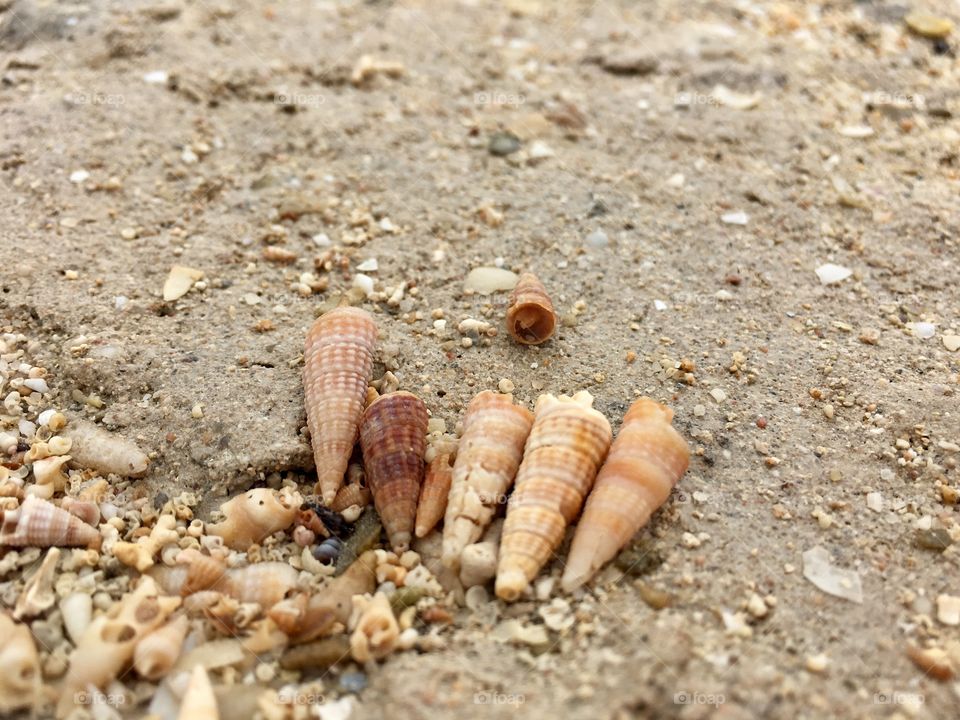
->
0, 495, 101, 549
441, 392, 533, 570
505, 272, 556, 345
415, 452, 454, 538
495, 391, 612, 601
359, 391, 428, 552
304, 306, 378, 505
177, 664, 219, 720
562, 398, 689, 591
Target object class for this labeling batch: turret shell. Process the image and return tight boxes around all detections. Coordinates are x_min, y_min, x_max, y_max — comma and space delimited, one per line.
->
505, 272, 556, 345
415, 452, 454, 539
134, 614, 190, 680
0, 495, 101, 549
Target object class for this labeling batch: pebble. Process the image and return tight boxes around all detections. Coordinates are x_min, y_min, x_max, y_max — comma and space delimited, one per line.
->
339, 672, 368, 694
143, 70, 169, 84
488, 132, 521, 157
866, 492, 883, 512
120, 227, 137, 240
585, 230, 609, 249
709, 388, 726, 404
805, 654, 829, 674
352, 274, 375, 296
712, 85, 761, 110
746, 593, 768, 618
693, 404, 706, 417
463, 267, 518, 294
815, 263, 852, 285
858, 328, 880, 345
356, 258, 378, 272
943, 335, 960, 352
720, 211, 748, 225
162, 265, 203, 301
69, 170, 89, 184
666, 173, 685, 188
242, 293, 262, 306
653, 299, 667, 311
802, 546, 863, 604
838, 125, 874, 138
528, 140, 554, 161
498, 378, 515, 394
905, 12, 954, 39
936, 595, 960, 626
910, 322, 935, 340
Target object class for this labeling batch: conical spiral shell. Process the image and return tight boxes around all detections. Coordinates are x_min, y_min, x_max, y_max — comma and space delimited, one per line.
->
359, 391, 428, 552
505, 273, 556, 345
134, 614, 189, 680
495, 391, 612, 601
562, 398, 690, 591
415, 452, 454, 539
330, 471, 372, 514
226, 562, 299, 608
0, 612, 41, 714
0, 495, 101, 549
304, 306, 378, 505
442, 392, 533, 570
178, 664, 219, 720
205, 488, 300, 550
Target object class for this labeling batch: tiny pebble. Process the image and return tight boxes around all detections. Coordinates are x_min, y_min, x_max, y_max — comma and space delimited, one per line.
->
585, 230, 609, 249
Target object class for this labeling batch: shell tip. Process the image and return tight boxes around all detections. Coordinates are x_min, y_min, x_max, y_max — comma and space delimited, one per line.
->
494, 570, 527, 602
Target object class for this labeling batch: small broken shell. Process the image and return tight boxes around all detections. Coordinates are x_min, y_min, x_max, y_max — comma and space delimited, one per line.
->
349, 592, 399, 663
330, 477, 372, 514
13, 547, 60, 619
205, 488, 300, 550
0, 495, 101, 549
59, 497, 101, 527
60, 592, 93, 645
114, 514, 179, 572
31, 455, 71, 491
226, 562, 299, 609
562, 397, 690, 592
415, 452, 453, 539
62, 420, 149, 477
496, 391, 612, 601
459, 519, 503, 589
505, 272, 556, 345
304, 306, 378, 505
177, 664, 219, 720
359, 391, 429, 552
0, 612, 41, 714
134, 614, 190, 680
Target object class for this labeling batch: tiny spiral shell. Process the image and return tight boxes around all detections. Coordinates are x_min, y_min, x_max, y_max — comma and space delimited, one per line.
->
176, 549, 230, 596
177, 664, 219, 720
304, 306, 378, 505
415, 452, 454, 539
505, 272, 556, 345
205, 488, 300, 551
330, 476, 372, 514
349, 592, 399, 663
562, 398, 690, 591
226, 562, 299, 608
133, 614, 189, 680
359, 391, 428, 553
495, 391, 612, 601
442, 392, 533, 570
0, 495, 101, 549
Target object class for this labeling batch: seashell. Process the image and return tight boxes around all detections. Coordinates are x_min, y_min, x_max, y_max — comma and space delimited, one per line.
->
0, 612, 41, 714
459, 518, 503, 589
59, 576, 181, 718
226, 562, 299, 608
149, 563, 190, 596
304, 306, 378, 505
0, 495, 101, 549
359, 391, 429, 552
31, 454, 71, 491
205, 487, 301, 550
505, 272, 556, 345
24, 442, 50, 463
496, 391, 612, 601
562, 398, 690, 591
279, 635, 351, 671
24, 481, 54, 500
114, 514, 179, 572
288, 550, 377, 644
175, 549, 230, 596
60, 592, 93, 645
292, 525, 316, 547
134, 614, 190, 680
14, 546, 59, 619
349, 592, 399, 663
48, 435, 72, 456
62, 420, 149, 477
442, 391, 533, 570
330, 480, 372, 514
177, 664, 219, 720
415, 452, 454, 539
59, 497, 101, 527
313, 536, 343, 564
268, 593, 309, 636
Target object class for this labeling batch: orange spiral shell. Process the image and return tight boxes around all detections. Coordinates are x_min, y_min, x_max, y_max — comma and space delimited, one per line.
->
415, 452, 454, 539
330, 467, 372, 513
505, 273, 556, 345
441, 391, 533, 570
562, 398, 689, 591
0, 495, 101, 549
495, 391, 612, 601
304, 306, 378, 505
359, 391, 428, 552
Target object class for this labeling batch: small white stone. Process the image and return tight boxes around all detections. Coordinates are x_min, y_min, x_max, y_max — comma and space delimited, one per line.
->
910, 322, 936, 340
693, 404, 706, 417
815, 263, 852, 285
312, 233, 332, 247
69, 170, 89, 184
114, 296, 128, 311
242, 293, 262, 305
143, 70, 169, 84
866, 492, 883, 512
356, 258, 378, 272
936, 594, 960, 626
353, 273, 375, 296
666, 173, 685, 188
805, 654, 830, 673
585, 230, 609, 249
746, 593, 768, 618
721, 211, 749, 225
463, 267, 518, 294
709, 388, 727, 403
653, 299, 667, 311
943, 335, 960, 352
23, 378, 49, 394
839, 125, 874, 138
181, 147, 199, 164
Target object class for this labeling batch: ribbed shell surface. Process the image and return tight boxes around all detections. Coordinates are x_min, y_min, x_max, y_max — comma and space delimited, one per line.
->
415, 452, 453, 538
303, 306, 378, 505
562, 398, 689, 591
359, 391, 428, 552
0, 495, 100, 548
441, 391, 533, 569
495, 392, 612, 601
505, 272, 556, 345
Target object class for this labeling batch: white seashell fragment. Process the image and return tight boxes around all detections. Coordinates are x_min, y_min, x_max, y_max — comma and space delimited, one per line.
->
163, 266, 204, 302
0, 612, 41, 713
60, 592, 93, 644
838, 125, 874, 138
712, 84, 761, 110
909, 322, 936, 340
801, 546, 863, 604
463, 267, 519, 294
815, 263, 852, 285
14, 547, 60, 619
720, 211, 749, 225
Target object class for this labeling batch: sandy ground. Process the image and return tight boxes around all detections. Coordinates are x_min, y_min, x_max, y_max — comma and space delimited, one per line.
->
2, 0, 960, 718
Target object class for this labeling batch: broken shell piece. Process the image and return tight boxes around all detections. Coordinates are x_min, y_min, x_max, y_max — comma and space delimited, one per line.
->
287, 550, 377, 644
62, 420, 149, 477
114, 514, 179, 572
134, 614, 189, 680
304, 306, 378, 505
205, 488, 300, 550
562, 398, 690, 591
359, 391, 429, 552
59, 577, 180, 718
14, 547, 60, 619
496, 391, 612, 601
0, 612, 41, 714
330, 473, 372, 514
163, 265, 204, 302
506, 273, 556, 345
349, 592, 399, 662
442, 392, 532, 570
59, 497, 100, 527
415, 452, 454, 539
31, 455, 71, 491
177, 664, 219, 720
60, 592, 93, 645
460, 541, 498, 589
0, 496, 101, 549
227, 562, 299, 608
